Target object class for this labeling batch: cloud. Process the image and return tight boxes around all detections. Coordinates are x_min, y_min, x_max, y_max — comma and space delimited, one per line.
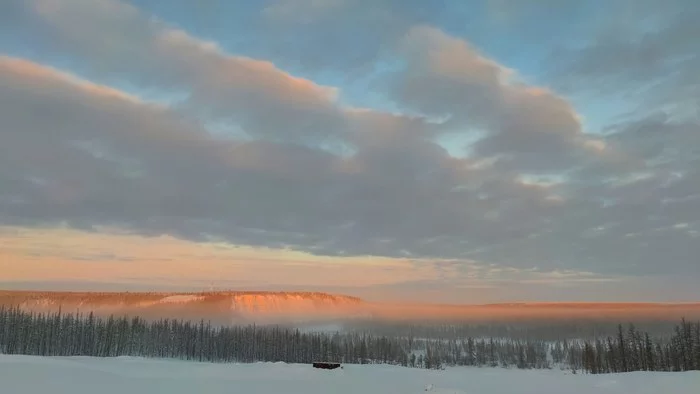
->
0, 54, 564, 271
256, 0, 480, 76
550, 0, 700, 114
0, 57, 142, 103
389, 26, 613, 173
26, 0, 345, 144
0, 54, 345, 241
1, 0, 699, 296
0, 226, 620, 302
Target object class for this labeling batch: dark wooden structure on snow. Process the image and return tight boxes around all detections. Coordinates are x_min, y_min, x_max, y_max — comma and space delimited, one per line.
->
312, 362, 341, 370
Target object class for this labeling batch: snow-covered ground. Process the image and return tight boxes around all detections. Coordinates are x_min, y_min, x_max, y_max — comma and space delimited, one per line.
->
1, 355, 697, 394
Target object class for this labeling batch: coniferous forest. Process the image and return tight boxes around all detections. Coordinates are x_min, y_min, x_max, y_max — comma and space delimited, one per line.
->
0, 306, 698, 375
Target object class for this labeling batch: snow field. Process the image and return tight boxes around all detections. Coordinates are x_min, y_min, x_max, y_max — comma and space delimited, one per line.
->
0, 355, 697, 394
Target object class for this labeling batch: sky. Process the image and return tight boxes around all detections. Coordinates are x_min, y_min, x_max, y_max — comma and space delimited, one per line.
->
0, 0, 699, 304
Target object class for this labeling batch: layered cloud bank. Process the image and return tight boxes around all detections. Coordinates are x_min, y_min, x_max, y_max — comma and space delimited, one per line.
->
0, 0, 698, 301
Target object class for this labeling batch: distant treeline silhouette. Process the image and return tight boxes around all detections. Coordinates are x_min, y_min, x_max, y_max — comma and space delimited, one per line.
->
574, 320, 700, 374
344, 319, 682, 341
0, 306, 698, 374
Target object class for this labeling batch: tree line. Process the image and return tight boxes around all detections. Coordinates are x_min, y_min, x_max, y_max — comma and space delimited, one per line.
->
346, 319, 680, 341
0, 306, 698, 374
575, 320, 700, 374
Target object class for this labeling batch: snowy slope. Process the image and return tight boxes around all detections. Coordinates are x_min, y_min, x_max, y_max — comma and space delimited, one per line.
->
1, 355, 698, 394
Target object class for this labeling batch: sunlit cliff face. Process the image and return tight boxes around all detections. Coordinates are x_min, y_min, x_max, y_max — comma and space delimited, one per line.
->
2, 291, 700, 326
1, 291, 369, 325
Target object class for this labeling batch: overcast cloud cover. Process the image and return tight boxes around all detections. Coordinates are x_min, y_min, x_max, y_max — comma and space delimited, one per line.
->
0, 0, 698, 301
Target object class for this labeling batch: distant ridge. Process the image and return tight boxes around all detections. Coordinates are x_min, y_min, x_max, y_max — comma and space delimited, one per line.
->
1, 290, 698, 325
0, 290, 368, 325
0, 290, 363, 303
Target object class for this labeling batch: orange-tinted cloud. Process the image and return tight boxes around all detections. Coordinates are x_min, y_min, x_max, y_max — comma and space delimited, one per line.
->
0, 226, 456, 288
0, 56, 142, 104
0, 226, 629, 303
30, 0, 343, 142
